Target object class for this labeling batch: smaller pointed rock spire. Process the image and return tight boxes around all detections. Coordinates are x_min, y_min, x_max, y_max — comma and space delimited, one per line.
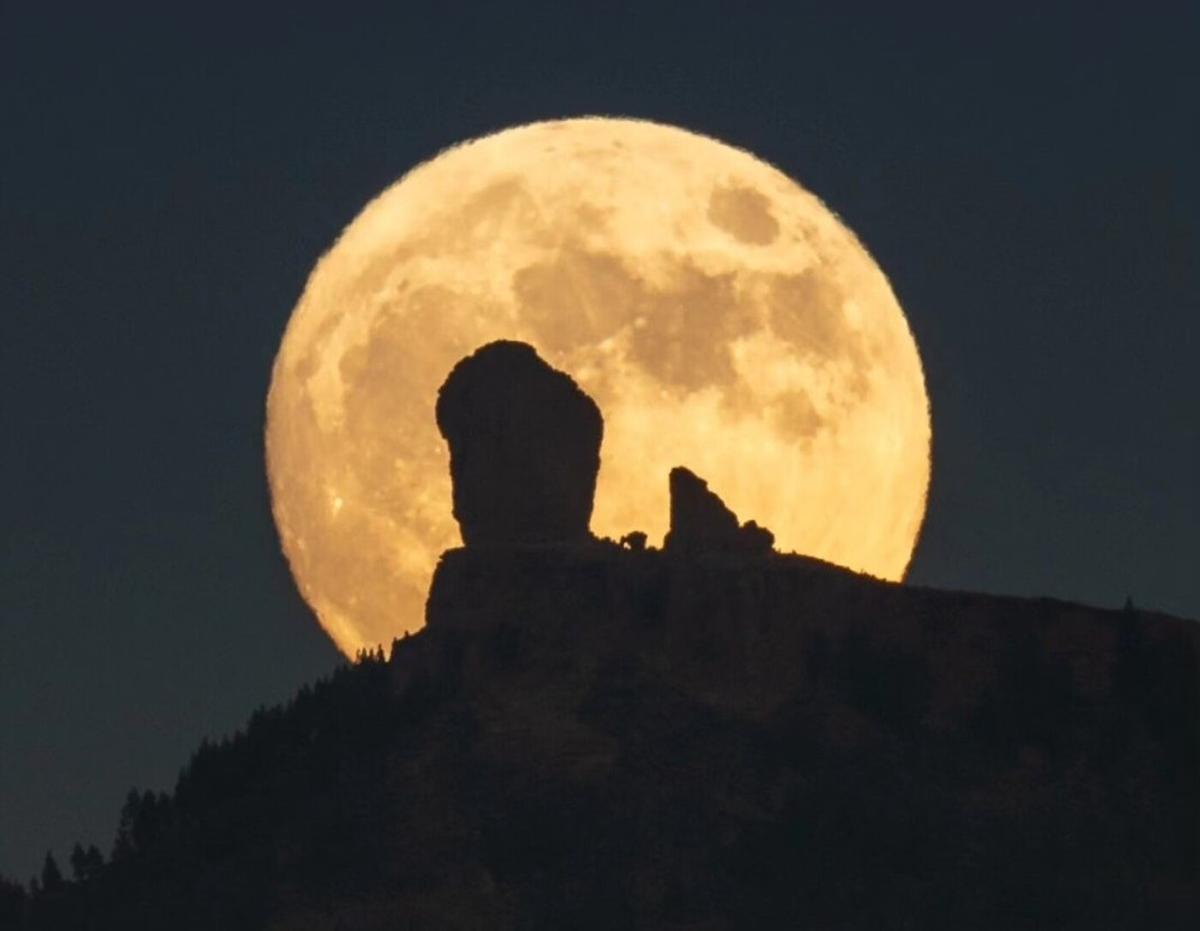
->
664, 467, 774, 555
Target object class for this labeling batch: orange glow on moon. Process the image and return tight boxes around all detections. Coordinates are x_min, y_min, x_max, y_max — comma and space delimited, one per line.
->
266, 117, 931, 657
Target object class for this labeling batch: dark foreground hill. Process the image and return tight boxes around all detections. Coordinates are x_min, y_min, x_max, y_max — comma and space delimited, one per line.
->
3, 544, 1197, 930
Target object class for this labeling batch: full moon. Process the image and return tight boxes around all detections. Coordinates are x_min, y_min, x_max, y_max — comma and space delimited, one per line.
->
266, 117, 930, 657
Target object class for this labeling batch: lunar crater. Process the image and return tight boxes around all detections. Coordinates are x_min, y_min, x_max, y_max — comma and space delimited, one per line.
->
708, 181, 781, 245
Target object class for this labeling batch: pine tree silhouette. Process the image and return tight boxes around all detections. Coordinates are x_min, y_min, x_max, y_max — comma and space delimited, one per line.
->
37, 855, 61, 896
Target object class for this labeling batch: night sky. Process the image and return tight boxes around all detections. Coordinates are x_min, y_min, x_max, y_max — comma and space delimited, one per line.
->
2, 4, 1196, 880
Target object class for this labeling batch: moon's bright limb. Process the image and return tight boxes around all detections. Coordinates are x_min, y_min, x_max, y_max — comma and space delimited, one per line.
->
266, 117, 931, 657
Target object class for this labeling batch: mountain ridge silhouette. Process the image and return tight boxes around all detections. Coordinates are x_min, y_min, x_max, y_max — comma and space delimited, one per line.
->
5, 341, 1195, 929
3, 543, 1196, 930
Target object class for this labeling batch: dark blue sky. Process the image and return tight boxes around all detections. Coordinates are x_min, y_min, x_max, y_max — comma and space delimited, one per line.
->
2, 3, 1196, 879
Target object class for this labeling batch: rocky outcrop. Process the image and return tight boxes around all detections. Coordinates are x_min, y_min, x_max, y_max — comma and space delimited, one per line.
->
19, 342, 1200, 930
405, 542, 1200, 929
664, 466, 774, 554
435, 341, 603, 545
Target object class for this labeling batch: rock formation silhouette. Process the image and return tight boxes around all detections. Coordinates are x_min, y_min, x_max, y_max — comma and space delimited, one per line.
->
7, 344, 1197, 930
664, 466, 775, 554
436, 340, 603, 546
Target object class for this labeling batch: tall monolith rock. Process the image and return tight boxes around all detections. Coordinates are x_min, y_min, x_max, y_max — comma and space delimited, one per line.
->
436, 340, 603, 545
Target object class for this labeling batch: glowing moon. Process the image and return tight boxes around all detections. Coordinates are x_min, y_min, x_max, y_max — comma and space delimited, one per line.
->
266, 117, 930, 657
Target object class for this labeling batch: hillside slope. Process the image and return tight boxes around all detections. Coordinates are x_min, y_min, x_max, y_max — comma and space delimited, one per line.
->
5, 544, 1197, 930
